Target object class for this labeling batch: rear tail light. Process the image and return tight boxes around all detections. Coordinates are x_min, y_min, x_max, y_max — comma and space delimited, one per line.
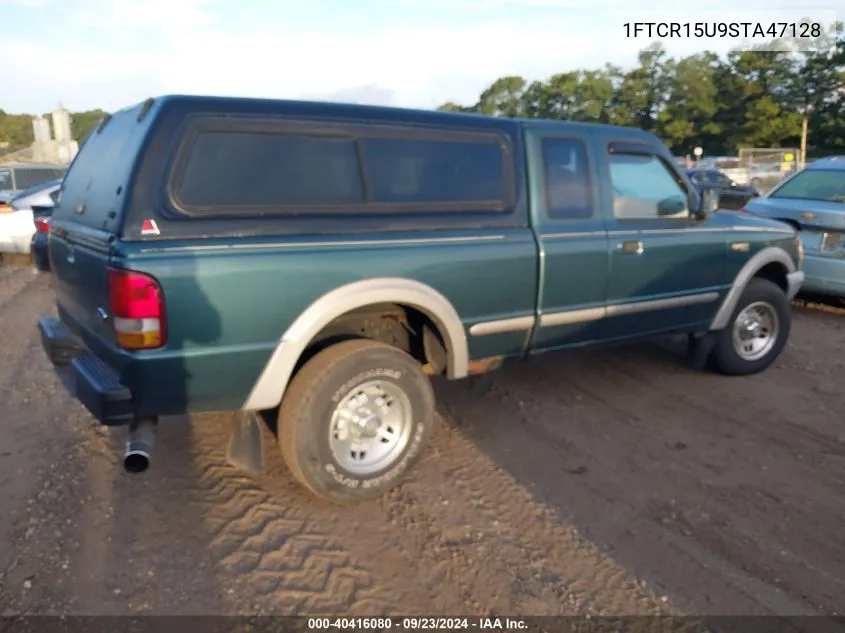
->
34, 216, 51, 233
107, 268, 167, 350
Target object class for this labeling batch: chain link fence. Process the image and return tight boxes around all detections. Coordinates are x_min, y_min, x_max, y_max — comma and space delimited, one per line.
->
737, 148, 800, 193
0, 163, 68, 204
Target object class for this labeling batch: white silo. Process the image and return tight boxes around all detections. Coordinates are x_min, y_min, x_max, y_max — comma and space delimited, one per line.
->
32, 115, 51, 143
52, 103, 72, 143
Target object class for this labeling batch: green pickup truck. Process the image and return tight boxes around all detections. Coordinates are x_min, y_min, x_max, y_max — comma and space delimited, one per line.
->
38, 95, 804, 504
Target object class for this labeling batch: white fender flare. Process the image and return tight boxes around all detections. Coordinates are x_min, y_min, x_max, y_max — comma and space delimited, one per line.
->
709, 246, 798, 331
243, 278, 469, 411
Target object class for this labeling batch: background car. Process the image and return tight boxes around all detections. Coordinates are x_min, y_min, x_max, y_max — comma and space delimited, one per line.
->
685, 168, 759, 210
697, 156, 749, 185
743, 156, 845, 300
0, 178, 61, 262
0, 163, 67, 199
29, 204, 53, 271
747, 163, 787, 192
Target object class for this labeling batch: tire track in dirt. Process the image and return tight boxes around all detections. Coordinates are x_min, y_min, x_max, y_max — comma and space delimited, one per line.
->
425, 345, 834, 615
0, 267, 44, 322
410, 402, 672, 616
435, 378, 679, 612
177, 415, 602, 615
153, 419, 400, 615
588, 345, 845, 613
135, 406, 673, 616
0, 267, 92, 611
565, 352, 832, 615
495, 339, 840, 615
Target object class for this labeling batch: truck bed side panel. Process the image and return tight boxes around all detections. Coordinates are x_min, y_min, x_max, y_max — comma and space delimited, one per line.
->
120, 229, 537, 415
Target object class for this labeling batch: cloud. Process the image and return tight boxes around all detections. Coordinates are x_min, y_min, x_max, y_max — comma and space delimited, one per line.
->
1, 0, 839, 113
302, 85, 396, 106
377, 0, 581, 6
72, 0, 218, 33
2, 0, 47, 7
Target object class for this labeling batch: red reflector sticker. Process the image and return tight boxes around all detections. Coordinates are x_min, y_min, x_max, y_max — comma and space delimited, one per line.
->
141, 219, 160, 236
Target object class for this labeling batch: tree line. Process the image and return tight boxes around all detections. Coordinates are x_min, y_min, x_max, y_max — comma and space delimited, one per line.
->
0, 109, 107, 154
437, 22, 844, 159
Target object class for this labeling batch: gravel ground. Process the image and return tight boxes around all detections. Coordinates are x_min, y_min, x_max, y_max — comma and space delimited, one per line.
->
0, 263, 843, 617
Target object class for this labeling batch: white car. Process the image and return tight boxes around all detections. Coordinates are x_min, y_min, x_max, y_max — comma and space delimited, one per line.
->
0, 179, 62, 254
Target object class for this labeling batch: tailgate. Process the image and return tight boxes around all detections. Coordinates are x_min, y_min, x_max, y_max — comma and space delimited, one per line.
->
48, 105, 148, 346
50, 223, 116, 344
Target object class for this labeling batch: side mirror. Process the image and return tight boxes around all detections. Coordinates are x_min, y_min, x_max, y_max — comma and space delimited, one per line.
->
656, 195, 687, 217
699, 187, 720, 214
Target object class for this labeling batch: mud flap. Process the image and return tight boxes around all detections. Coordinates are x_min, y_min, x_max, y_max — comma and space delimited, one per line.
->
226, 410, 264, 475
687, 332, 718, 370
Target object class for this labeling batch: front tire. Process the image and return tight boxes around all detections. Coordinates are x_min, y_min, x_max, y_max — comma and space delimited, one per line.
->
278, 339, 436, 504
709, 278, 790, 376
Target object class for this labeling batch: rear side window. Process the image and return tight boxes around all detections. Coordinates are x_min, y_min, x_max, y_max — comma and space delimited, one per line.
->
176, 132, 365, 208
362, 137, 504, 204
0, 169, 11, 192
541, 138, 592, 219
169, 119, 514, 215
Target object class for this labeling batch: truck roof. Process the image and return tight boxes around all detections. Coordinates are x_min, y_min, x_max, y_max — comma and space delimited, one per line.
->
125, 94, 659, 142
137, 94, 523, 134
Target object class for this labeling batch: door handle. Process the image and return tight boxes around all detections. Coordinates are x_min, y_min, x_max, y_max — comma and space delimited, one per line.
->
619, 240, 644, 255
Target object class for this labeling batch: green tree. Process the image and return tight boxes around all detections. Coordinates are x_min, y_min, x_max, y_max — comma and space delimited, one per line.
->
658, 53, 721, 153
476, 76, 527, 117
71, 110, 109, 141
609, 43, 672, 131
0, 107, 111, 155
786, 21, 845, 157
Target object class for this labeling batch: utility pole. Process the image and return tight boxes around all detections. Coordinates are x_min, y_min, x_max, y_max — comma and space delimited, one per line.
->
800, 116, 808, 169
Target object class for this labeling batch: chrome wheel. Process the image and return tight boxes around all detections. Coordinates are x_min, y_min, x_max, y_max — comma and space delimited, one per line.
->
328, 380, 413, 475
731, 301, 779, 361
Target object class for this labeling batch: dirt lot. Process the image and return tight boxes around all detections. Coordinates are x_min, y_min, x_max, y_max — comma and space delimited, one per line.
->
0, 263, 843, 617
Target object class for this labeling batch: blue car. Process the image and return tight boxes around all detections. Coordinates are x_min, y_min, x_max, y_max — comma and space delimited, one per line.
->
744, 156, 845, 299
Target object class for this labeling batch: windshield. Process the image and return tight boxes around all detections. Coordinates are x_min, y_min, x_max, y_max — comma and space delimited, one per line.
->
0, 169, 11, 192
770, 169, 845, 203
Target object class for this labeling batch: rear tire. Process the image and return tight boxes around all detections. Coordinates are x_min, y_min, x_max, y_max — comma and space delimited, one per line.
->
278, 339, 436, 504
709, 278, 790, 376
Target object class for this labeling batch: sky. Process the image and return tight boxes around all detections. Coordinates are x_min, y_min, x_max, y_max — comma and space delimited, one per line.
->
1, 0, 840, 115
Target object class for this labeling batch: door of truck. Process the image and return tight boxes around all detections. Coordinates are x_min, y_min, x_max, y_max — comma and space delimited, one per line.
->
525, 126, 611, 351
593, 134, 728, 341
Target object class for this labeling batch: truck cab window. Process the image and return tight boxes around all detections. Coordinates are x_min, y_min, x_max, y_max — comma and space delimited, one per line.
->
610, 153, 689, 220
542, 138, 593, 219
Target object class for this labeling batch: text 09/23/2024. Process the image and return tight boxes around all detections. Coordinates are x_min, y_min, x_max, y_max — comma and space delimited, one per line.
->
307, 618, 529, 631
623, 22, 822, 39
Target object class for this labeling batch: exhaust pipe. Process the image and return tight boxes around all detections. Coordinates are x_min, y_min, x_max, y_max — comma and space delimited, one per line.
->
124, 417, 157, 474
